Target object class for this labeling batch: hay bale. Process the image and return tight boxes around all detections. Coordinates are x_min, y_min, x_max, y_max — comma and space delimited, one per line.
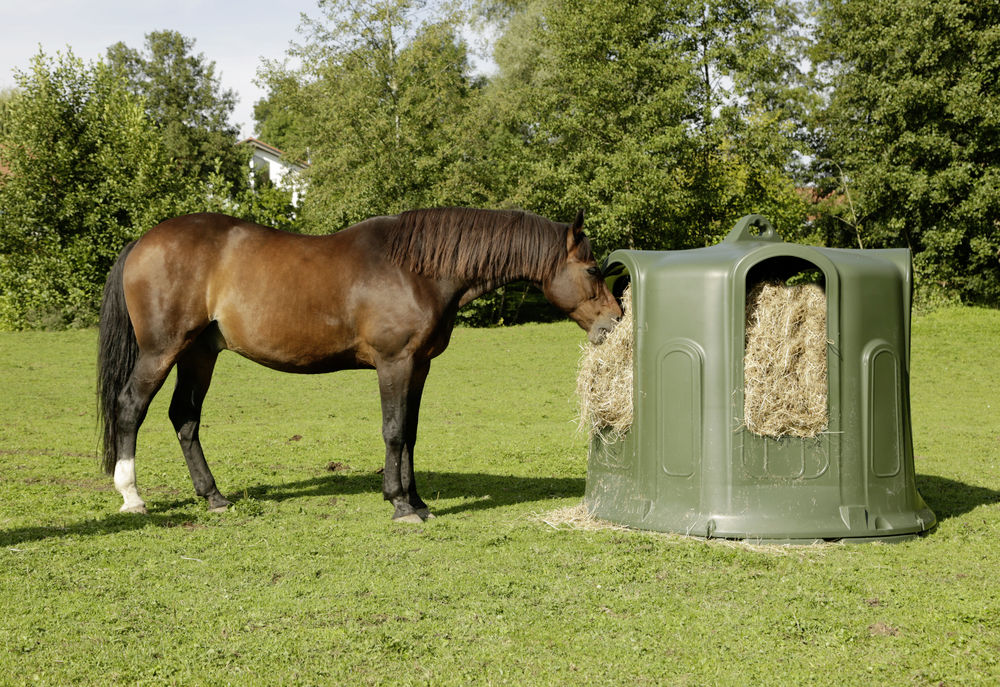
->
576, 284, 633, 442
743, 281, 828, 438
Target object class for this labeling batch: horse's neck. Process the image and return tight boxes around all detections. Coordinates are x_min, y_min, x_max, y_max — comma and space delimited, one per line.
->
457, 279, 501, 308
456, 274, 536, 308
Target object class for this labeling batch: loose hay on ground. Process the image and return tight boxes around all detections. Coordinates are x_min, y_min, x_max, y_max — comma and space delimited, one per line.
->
538, 503, 630, 531
743, 281, 829, 438
576, 284, 633, 442
538, 504, 836, 555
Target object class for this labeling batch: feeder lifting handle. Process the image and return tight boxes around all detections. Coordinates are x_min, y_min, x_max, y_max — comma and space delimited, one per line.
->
724, 215, 782, 243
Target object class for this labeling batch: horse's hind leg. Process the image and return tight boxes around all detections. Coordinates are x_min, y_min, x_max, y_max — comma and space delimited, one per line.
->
114, 353, 174, 513
169, 338, 231, 512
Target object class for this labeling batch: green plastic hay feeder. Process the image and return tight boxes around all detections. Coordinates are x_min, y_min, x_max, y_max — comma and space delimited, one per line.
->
585, 215, 936, 542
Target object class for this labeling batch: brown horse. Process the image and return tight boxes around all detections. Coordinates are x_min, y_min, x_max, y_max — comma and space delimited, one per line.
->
97, 208, 621, 522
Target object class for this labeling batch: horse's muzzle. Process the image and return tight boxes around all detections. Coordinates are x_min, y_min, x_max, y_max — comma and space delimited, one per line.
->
588, 317, 620, 345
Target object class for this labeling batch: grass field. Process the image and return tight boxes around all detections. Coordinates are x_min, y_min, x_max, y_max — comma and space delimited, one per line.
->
1, 309, 998, 686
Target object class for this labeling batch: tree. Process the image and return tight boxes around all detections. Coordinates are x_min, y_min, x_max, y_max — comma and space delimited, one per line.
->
477, 0, 811, 254
678, 0, 814, 242
811, 0, 1000, 305
257, 0, 480, 233
489, 0, 700, 250
0, 50, 188, 328
106, 30, 248, 187
252, 72, 306, 155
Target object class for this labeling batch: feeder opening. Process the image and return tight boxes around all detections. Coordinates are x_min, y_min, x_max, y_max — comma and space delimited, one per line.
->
743, 257, 829, 439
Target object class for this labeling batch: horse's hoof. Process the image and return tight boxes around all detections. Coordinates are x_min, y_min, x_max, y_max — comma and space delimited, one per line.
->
417, 509, 435, 520
207, 496, 233, 512
393, 513, 424, 524
119, 503, 147, 514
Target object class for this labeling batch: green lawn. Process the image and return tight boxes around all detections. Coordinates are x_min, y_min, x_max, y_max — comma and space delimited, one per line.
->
1, 309, 998, 686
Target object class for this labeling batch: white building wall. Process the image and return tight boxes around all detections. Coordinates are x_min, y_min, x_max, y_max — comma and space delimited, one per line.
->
245, 139, 307, 206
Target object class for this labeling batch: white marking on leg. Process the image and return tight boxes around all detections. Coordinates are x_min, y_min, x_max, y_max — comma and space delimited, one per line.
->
114, 458, 147, 513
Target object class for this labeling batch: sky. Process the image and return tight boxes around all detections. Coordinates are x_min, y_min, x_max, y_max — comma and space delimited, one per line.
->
0, 0, 321, 139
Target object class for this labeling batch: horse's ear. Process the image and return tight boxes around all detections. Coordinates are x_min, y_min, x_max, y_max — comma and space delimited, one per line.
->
567, 209, 584, 252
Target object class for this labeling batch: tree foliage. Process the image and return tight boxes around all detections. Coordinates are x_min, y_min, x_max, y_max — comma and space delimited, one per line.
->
2, 0, 999, 329
106, 30, 248, 187
0, 51, 190, 328
468, 0, 810, 254
811, 0, 1000, 304
0, 51, 298, 329
257, 0, 811, 256
258, 0, 479, 233
0, 88, 17, 138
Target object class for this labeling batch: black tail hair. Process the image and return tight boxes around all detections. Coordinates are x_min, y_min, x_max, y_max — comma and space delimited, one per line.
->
97, 241, 139, 475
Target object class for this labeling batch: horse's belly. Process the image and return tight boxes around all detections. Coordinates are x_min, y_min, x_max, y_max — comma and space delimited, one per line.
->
237, 347, 371, 374
214, 306, 372, 373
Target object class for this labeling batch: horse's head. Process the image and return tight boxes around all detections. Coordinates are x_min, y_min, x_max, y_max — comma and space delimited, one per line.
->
542, 211, 623, 345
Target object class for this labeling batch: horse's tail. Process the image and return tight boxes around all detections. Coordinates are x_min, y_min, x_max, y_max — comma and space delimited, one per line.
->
97, 241, 139, 475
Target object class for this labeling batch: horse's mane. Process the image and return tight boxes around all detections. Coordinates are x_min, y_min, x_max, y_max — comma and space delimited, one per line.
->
384, 207, 591, 283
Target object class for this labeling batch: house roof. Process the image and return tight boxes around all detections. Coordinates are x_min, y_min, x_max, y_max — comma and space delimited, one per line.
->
239, 137, 309, 169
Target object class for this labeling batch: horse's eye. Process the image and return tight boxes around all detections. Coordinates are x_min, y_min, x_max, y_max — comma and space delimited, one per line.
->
586, 266, 602, 278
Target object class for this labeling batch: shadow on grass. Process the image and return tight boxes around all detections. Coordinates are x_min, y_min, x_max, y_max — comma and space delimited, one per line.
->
8, 472, 990, 548
916, 474, 1000, 521
0, 510, 193, 548
239, 470, 583, 515
0, 470, 585, 547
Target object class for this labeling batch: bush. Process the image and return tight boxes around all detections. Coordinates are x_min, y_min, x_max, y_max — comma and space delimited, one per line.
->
0, 51, 187, 329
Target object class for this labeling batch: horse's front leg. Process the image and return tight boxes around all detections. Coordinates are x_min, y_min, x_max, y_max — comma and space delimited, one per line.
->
376, 357, 431, 523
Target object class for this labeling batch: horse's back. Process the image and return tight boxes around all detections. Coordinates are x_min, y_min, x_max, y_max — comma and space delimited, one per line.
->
131, 213, 290, 260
